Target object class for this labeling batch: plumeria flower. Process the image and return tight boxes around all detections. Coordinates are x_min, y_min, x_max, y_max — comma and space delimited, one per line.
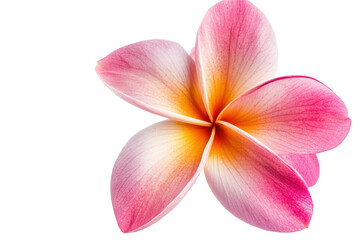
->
96, 0, 350, 233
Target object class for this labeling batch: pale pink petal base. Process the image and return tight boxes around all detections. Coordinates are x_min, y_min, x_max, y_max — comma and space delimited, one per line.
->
219, 76, 351, 154
205, 121, 313, 232
111, 121, 215, 232
279, 154, 320, 187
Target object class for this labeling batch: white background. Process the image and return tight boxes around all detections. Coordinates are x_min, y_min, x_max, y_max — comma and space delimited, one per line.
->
1, 0, 359, 239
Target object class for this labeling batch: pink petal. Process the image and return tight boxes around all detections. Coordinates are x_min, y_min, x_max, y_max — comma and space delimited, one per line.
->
279, 154, 319, 187
190, 47, 195, 60
111, 121, 215, 233
219, 76, 351, 154
205, 121, 313, 232
195, 0, 277, 119
96, 40, 211, 126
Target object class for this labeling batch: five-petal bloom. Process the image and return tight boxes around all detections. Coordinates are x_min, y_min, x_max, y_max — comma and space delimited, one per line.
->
96, 0, 350, 233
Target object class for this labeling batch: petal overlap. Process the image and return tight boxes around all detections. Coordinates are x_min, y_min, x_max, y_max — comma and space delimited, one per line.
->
219, 76, 351, 154
195, 0, 277, 119
111, 121, 215, 232
205, 121, 313, 232
279, 154, 319, 187
96, 40, 211, 126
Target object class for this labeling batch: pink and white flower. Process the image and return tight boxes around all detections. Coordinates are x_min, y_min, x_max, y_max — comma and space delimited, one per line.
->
96, 0, 351, 233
